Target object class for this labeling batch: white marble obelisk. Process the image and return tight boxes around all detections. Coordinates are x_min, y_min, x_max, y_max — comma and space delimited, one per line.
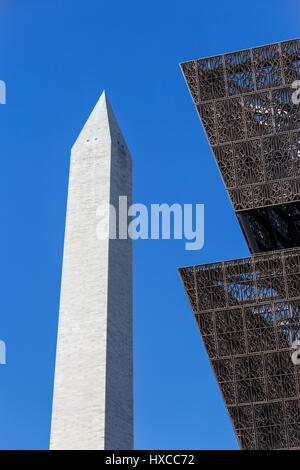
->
50, 92, 133, 450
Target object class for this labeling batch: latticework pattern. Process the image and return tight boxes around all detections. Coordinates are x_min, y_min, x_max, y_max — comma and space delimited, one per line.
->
181, 39, 300, 212
179, 39, 300, 450
178, 248, 300, 450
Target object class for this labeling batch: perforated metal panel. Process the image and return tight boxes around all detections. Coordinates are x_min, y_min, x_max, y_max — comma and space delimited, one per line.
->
179, 248, 300, 450
181, 39, 300, 213
179, 39, 300, 449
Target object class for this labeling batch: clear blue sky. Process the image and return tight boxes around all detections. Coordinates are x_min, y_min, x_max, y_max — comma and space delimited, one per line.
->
0, 0, 299, 450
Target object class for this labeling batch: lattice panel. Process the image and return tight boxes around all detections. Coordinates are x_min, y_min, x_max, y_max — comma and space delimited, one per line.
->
178, 247, 300, 450
281, 39, 300, 84
181, 39, 300, 212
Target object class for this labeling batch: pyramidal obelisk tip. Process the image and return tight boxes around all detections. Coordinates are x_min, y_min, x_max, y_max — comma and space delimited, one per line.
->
99, 90, 111, 107
94, 89, 107, 108
72, 90, 129, 156
99, 89, 106, 101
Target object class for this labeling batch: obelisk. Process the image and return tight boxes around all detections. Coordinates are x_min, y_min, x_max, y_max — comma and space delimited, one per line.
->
50, 91, 133, 450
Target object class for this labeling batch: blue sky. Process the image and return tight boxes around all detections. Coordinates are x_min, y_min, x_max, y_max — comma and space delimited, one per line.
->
0, 0, 299, 450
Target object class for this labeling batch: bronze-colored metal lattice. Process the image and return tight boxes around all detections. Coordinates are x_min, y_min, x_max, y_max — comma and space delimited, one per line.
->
181, 39, 300, 254
179, 40, 300, 450
179, 248, 300, 450
181, 39, 300, 213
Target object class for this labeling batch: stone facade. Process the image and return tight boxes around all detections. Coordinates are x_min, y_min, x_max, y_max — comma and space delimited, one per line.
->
50, 92, 133, 450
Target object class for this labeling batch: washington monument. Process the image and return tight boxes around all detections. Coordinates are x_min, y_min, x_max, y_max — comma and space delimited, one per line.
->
50, 92, 133, 450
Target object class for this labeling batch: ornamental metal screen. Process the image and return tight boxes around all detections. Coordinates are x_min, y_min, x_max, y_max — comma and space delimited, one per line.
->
179, 39, 300, 450
181, 39, 300, 212
179, 248, 300, 450
181, 39, 300, 254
